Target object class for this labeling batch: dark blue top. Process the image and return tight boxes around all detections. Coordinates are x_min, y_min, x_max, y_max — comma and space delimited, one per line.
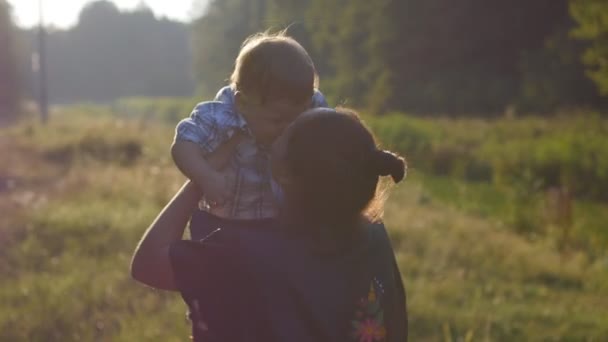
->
169, 210, 407, 342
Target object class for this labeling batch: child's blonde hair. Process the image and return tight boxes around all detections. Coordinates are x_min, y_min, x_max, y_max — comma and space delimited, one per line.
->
230, 30, 319, 104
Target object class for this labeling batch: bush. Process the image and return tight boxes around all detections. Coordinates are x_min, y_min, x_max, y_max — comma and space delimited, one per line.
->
480, 115, 608, 200
367, 112, 608, 201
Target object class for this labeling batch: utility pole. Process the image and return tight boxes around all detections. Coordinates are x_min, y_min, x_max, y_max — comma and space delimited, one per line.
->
38, 0, 48, 124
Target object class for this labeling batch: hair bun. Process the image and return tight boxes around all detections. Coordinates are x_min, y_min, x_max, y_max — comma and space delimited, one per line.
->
372, 150, 406, 183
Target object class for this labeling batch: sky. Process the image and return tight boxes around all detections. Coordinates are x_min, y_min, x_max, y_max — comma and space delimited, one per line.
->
7, 0, 204, 29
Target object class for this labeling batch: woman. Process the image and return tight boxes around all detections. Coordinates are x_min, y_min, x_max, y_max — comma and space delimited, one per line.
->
131, 107, 408, 341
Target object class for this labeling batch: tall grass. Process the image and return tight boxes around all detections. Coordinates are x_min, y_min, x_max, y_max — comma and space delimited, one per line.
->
365, 111, 608, 259
1, 106, 607, 340
385, 178, 608, 341
0, 112, 188, 341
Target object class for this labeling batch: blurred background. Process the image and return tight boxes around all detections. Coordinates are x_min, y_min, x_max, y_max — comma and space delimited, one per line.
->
1, 0, 607, 340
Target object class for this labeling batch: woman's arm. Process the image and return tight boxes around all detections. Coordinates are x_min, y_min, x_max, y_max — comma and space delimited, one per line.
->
130, 181, 201, 290
131, 132, 244, 291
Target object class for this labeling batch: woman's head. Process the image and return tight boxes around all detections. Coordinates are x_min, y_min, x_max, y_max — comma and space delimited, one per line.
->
273, 107, 406, 234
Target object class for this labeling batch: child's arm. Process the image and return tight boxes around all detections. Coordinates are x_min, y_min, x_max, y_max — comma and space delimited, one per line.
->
171, 132, 243, 203
171, 140, 227, 202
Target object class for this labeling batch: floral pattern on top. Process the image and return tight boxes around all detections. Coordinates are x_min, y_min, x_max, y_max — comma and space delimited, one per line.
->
351, 278, 387, 342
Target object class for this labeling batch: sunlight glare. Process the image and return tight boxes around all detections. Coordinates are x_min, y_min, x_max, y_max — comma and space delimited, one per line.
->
7, 0, 197, 29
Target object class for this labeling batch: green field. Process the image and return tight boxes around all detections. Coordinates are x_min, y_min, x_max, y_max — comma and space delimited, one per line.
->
1, 105, 607, 341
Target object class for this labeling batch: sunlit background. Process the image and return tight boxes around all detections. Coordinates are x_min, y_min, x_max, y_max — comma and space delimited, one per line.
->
7, 0, 199, 28
0, 0, 607, 341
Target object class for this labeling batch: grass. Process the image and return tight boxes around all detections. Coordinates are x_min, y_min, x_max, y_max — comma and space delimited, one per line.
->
384, 174, 608, 341
0, 113, 188, 341
1, 107, 607, 341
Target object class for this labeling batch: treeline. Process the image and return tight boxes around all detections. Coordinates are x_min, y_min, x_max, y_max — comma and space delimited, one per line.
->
0, 0, 21, 120
192, 0, 608, 115
3, 0, 608, 117
19, 1, 195, 104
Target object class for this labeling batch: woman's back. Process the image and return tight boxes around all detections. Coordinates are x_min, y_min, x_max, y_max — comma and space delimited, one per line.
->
171, 219, 407, 341
244, 222, 407, 341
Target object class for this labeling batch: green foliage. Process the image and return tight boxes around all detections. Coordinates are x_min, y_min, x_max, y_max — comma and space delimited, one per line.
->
385, 178, 608, 341
518, 29, 601, 112
481, 115, 608, 200
367, 113, 493, 181
3, 0, 605, 116
1, 106, 608, 340
571, 0, 608, 95
7, 0, 604, 115
191, 0, 268, 97
186, 0, 608, 114
0, 194, 189, 341
0, 111, 186, 340
367, 111, 608, 251
304, 0, 592, 114
367, 112, 608, 200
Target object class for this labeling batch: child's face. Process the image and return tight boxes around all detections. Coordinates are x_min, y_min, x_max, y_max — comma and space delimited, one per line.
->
270, 108, 319, 191
237, 93, 311, 146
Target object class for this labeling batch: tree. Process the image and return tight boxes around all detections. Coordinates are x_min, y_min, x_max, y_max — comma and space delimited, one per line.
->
307, 0, 387, 110
518, 28, 602, 112
188, 0, 603, 115
264, 0, 329, 78
570, 0, 608, 95
21, 0, 195, 104
191, 0, 268, 97
0, 0, 20, 120
308, 0, 577, 115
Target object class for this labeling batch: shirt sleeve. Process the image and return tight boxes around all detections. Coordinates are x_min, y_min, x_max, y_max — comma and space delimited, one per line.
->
311, 89, 329, 108
214, 86, 236, 106
174, 102, 226, 154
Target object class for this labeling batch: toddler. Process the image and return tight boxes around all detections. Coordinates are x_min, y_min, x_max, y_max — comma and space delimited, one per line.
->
172, 31, 327, 239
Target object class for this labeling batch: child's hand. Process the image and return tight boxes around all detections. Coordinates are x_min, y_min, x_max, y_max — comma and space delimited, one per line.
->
200, 170, 230, 206
172, 131, 245, 206
205, 130, 245, 169
201, 132, 245, 205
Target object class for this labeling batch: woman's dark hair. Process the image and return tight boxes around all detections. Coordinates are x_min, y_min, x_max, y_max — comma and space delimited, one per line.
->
283, 107, 406, 242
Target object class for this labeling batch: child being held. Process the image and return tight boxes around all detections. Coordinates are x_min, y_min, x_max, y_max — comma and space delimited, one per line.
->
172, 31, 327, 239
